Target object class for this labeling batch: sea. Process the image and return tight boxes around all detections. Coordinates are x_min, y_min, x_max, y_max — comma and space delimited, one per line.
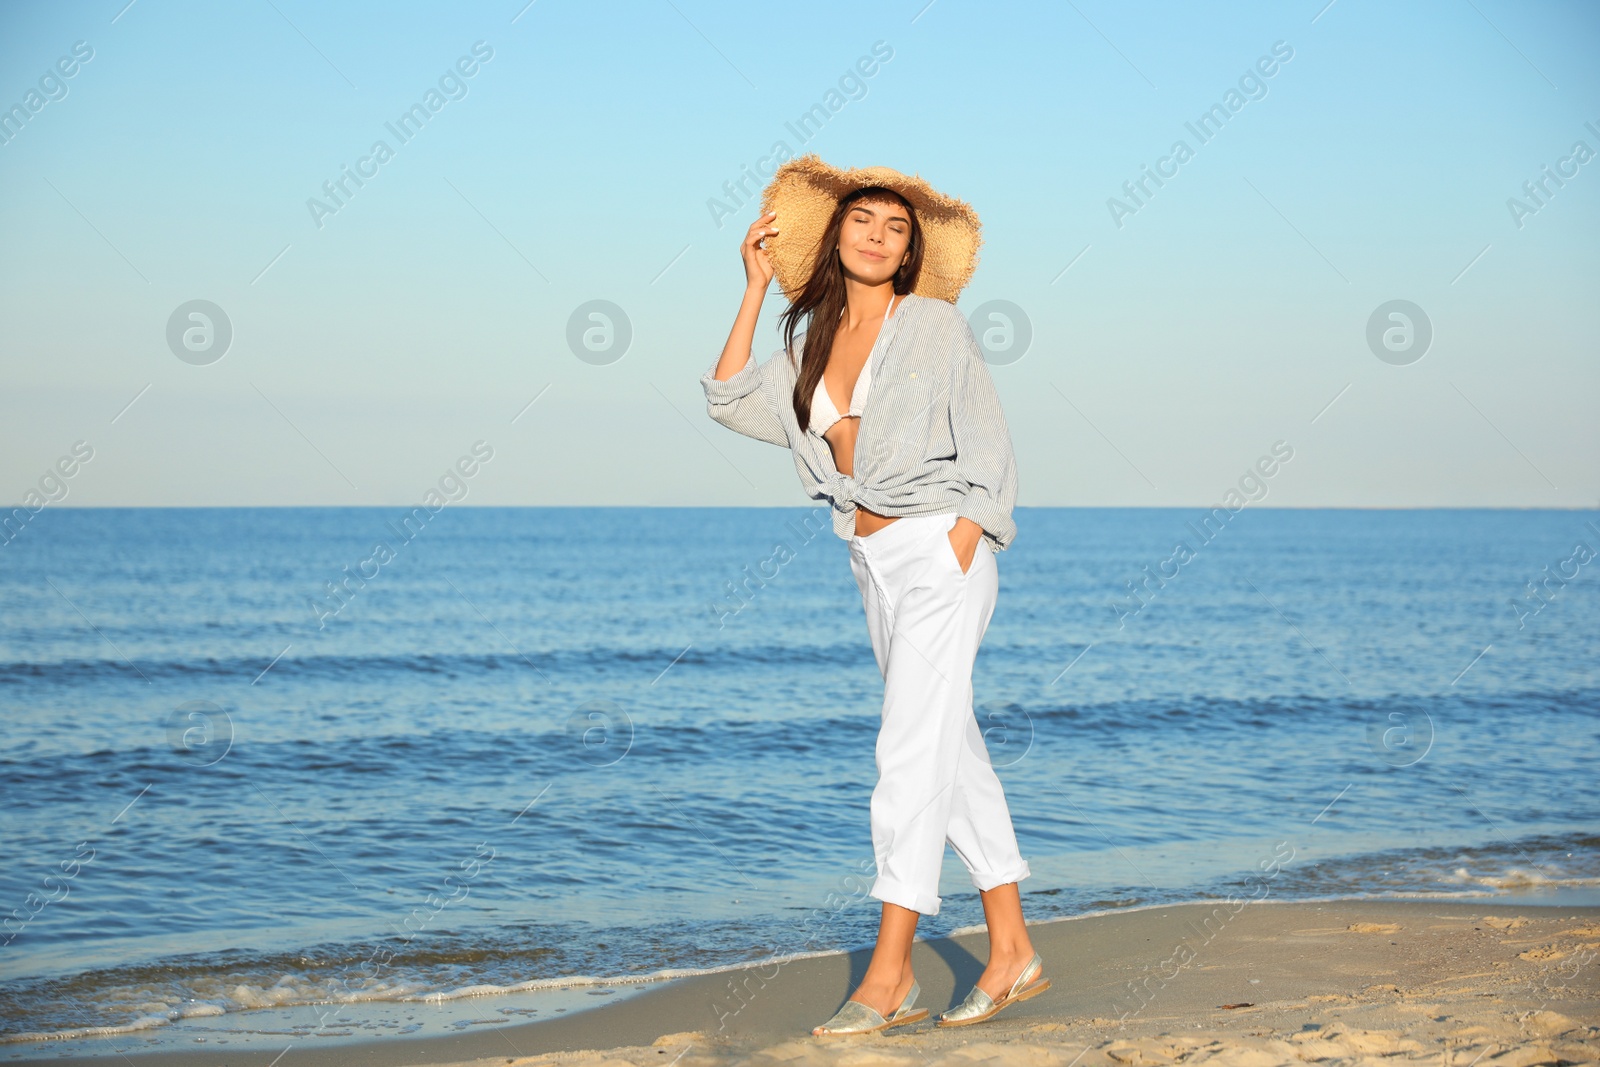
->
1, 506, 1596, 1057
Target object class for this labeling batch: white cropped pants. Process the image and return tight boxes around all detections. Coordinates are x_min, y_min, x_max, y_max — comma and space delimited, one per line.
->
847, 511, 1031, 916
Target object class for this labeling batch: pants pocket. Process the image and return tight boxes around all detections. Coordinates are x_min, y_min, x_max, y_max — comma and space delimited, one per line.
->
938, 520, 971, 578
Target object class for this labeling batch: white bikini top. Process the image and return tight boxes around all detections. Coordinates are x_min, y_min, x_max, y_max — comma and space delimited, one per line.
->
809, 295, 899, 438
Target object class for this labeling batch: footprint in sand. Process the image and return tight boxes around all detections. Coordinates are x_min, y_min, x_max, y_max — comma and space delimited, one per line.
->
1517, 944, 1569, 962
1346, 922, 1402, 934
1478, 916, 1529, 931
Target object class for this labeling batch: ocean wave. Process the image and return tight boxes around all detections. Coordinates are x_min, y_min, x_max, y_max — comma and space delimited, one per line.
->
0, 1013, 170, 1045
0, 951, 813, 1045
0, 641, 874, 687
1450, 867, 1600, 889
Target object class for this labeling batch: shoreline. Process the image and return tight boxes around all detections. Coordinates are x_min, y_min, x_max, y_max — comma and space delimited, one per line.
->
10, 896, 1597, 1066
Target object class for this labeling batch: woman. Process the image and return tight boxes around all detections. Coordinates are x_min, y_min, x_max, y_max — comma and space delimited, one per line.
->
699, 155, 1048, 1035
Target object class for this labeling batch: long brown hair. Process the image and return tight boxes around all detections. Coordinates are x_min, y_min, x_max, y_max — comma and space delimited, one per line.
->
779, 186, 925, 434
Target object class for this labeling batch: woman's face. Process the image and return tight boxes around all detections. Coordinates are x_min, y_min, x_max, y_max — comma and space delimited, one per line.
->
838, 197, 910, 283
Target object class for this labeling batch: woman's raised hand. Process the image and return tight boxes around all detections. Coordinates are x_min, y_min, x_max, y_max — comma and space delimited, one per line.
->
741, 210, 778, 291
715, 211, 779, 385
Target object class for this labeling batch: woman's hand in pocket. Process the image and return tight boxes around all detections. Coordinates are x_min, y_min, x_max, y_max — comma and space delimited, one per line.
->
947, 517, 984, 575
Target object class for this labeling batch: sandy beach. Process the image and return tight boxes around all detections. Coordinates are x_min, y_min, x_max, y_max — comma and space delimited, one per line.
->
18, 898, 1597, 1067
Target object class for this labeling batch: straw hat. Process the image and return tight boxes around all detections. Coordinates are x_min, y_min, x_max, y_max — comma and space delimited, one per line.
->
758, 154, 982, 305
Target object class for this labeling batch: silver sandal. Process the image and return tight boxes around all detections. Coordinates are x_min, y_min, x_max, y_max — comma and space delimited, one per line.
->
937, 952, 1050, 1027
811, 978, 930, 1035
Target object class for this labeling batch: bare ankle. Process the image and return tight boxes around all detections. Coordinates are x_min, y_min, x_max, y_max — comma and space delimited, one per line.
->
988, 942, 1033, 962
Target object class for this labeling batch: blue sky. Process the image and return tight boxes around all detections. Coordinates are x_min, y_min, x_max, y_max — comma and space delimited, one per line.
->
1, 0, 1595, 508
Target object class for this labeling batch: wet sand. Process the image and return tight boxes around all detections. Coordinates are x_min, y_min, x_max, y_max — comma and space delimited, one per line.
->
17, 898, 1599, 1066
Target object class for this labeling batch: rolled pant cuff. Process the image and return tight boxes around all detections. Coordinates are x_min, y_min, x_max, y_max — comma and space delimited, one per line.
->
971, 860, 1032, 893
871, 873, 942, 916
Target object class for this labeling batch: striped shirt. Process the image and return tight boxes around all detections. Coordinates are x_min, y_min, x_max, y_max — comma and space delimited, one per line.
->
700, 292, 1020, 551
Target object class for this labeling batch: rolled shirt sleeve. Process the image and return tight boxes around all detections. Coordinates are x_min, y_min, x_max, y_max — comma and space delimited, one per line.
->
949, 325, 1019, 551
701, 349, 789, 448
